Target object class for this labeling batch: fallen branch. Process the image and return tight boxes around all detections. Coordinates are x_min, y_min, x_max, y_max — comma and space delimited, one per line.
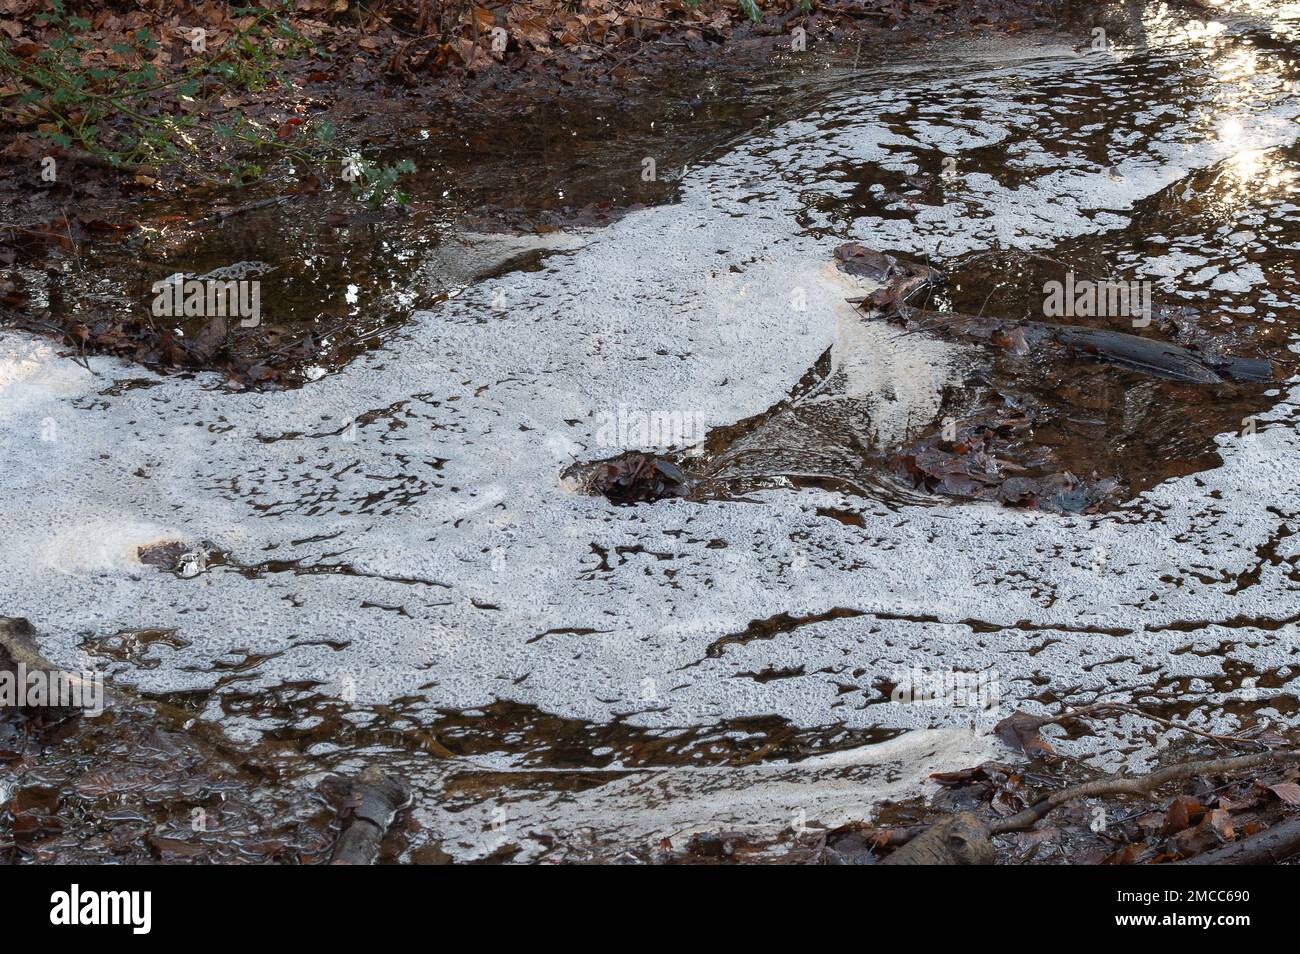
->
989, 750, 1300, 835
895, 307, 1272, 383
324, 769, 413, 865
191, 195, 290, 228
1009, 701, 1263, 752
1174, 814, 1300, 865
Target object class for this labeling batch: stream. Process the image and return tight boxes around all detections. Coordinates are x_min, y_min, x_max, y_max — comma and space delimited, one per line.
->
3, 1, 1300, 862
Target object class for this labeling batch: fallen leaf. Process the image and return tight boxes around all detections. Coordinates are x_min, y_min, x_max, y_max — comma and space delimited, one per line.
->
994, 710, 1055, 756
1099, 842, 1144, 865
1207, 808, 1234, 841
1268, 781, 1300, 805
1167, 816, 1221, 858
1162, 795, 1202, 836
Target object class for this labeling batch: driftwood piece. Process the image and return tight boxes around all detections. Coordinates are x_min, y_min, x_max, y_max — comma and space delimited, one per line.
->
832, 242, 1273, 384
324, 768, 413, 865
1048, 324, 1272, 383
1174, 815, 1300, 865
879, 812, 995, 865
897, 307, 1272, 384
0, 616, 115, 721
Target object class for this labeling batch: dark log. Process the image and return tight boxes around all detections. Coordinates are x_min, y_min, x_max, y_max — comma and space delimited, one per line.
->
891, 307, 1272, 384
1174, 815, 1300, 865
1046, 324, 1272, 383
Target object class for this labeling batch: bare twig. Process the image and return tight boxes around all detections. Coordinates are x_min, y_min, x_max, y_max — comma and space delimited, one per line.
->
1025, 701, 1261, 750
190, 195, 290, 228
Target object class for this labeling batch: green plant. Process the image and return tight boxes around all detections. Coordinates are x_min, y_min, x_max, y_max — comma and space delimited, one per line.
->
347, 157, 418, 210
1, 1, 312, 167
0, 2, 415, 204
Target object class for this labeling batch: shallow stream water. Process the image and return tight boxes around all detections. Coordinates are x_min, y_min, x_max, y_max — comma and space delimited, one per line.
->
4, 1, 1300, 862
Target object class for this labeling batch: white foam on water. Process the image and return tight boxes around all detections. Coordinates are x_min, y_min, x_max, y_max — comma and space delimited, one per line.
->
422, 726, 999, 862
3, 26, 1300, 856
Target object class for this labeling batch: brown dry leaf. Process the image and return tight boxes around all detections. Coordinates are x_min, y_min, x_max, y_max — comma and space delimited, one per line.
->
190, 315, 228, 361
930, 764, 992, 786
1161, 795, 1202, 836
471, 4, 495, 33
1268, 781, 1300, 805
993, 710, 1055, 756
1207, 808, 1234, 841
1218, 786, 1264, 812
1099, 842, 1144, 865
509, 14, 551, 47
1009, 826, 1060, 853
1135, 810, 1165, 838
451, 37, 479, 66
1168, 816, 1221, 858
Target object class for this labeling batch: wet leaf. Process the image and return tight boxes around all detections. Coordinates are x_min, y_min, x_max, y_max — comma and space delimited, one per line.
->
1099, 842, 1144, 865
1161, 795, 1202, 836
993, 710, 1055, 756
1207, 808, 1234, 842
1268, 781, 1300, 805
574, 452, 691, 505
1167, 815, 1221, 858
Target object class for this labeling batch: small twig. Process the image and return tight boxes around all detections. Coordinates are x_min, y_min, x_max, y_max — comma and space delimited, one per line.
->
190, 195, 290, 228
1032, 701, 1260, 750
6, 317, 97, 374
0, 221, 70, 241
